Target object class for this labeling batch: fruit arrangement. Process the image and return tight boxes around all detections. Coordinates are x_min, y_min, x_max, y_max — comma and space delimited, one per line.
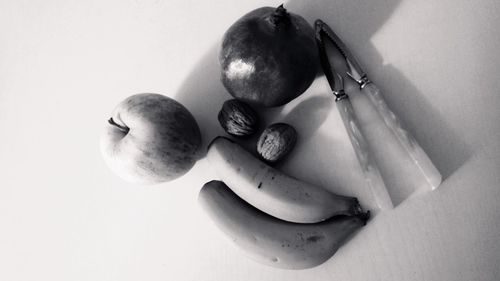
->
100, 5, 372, 270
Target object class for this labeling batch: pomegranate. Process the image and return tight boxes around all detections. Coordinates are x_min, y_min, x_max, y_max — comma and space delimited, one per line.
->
219, 5, 318, 107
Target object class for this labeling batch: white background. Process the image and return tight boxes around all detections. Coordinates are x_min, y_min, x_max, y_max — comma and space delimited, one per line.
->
1, 0, 500, 280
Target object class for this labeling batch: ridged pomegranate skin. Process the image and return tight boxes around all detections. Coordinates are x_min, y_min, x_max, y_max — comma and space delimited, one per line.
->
219, 6, 319, 107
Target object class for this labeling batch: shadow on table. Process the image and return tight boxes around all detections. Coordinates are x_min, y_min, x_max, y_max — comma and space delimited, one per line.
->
174, 44, 228, 152
287, 0, 472, 205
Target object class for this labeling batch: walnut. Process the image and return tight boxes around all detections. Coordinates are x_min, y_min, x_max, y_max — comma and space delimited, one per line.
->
257, 123, 297, 162
218, 99, 259, 137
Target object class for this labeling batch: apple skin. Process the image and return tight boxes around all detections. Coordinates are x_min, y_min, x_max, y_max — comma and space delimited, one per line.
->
100, 93, 202, 184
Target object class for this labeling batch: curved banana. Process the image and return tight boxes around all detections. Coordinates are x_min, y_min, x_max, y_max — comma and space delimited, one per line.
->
206, 136, 363, 223
199, 180, 369, 269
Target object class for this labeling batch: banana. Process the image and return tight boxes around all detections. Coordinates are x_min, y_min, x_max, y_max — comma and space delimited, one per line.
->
206, 136, 363, 223
198, 180, 369, 270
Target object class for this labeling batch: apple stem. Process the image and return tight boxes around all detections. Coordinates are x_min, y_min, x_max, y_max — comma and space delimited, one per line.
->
108, 117, 129, 133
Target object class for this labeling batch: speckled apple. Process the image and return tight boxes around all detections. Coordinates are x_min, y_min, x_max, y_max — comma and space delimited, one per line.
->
100, 93, 201, 184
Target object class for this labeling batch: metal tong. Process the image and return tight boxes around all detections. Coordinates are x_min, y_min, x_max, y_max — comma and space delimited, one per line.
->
315, 19, 442, 196
316, 22, 393, 210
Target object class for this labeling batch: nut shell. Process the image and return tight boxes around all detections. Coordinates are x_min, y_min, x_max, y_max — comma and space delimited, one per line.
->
257, 123, 297, 162
218, 99, 259, 137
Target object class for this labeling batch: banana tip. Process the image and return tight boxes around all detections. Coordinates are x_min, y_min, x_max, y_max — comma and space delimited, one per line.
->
359, 210, 370, 225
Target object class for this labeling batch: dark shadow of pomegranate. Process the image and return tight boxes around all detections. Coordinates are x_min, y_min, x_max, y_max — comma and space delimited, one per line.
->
173, 43, 229, 154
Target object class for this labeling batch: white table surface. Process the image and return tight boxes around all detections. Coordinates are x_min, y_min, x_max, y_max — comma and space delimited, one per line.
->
1, 0, 499, 280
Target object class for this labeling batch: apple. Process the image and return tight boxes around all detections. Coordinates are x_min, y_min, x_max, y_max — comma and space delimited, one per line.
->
100, 93, 202, 184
